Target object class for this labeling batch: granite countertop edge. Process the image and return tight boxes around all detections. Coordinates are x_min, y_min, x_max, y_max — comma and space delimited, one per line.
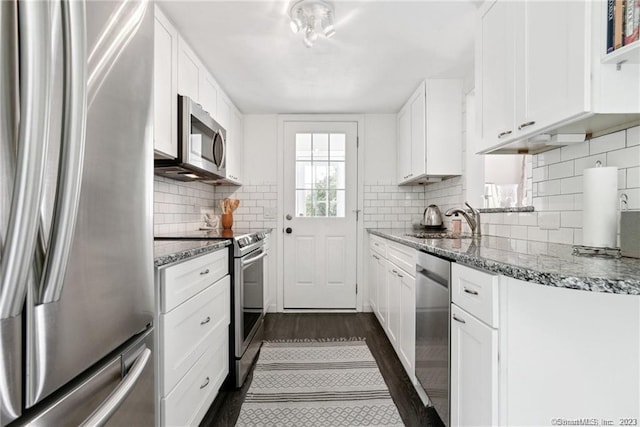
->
368, 229, 640, 296
154, 240, 231, 268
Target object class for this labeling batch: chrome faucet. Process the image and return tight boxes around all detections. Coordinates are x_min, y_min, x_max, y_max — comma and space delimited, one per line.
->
445, 202, 481, 237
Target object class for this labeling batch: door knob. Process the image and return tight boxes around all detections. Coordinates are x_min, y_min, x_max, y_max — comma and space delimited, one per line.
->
285, 227, 292, 234
286, 214, 292, 220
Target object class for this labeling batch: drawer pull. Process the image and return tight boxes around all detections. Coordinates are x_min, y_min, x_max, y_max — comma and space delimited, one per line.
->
200, 316, 211, 325
452, 314, 466, 324
372, 254, 380, 260
200, 269, 210, 275
200, 377, 210, 389
518, 121, 536, 130
463, 288, 479, 296
497, 130, 512, 139
392, 269, 398, 275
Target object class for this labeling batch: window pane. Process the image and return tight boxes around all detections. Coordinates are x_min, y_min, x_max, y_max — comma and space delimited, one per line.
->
314, 200, 327, 217
329, 162, 345, 189
296, 134, 312, 160
296, 161, 313, 189
295, 189, 313, 217
330, 133, 345, 161
313, 162, 329, 191
313, 133, 329, 161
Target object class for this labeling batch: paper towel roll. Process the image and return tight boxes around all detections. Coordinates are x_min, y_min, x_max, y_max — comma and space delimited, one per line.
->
582, 166, 618, 248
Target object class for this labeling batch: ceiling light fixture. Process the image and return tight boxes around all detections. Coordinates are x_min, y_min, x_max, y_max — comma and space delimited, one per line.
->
288, 0, 336, 48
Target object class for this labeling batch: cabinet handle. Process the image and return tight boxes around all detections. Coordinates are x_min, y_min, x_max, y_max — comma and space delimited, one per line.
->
463, 288, 479, 296
518, 121, 536, 130
372, 254, 380, 260
497, 130, 512, 139
392, 269, 398, 275
397, 272, 403, 278
200, 269, 210, 275
200, 377, 210, 389
452, 314, 466, 324
200, 316, 211, 325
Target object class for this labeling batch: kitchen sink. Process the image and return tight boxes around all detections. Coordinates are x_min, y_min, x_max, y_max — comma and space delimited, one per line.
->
406, 231, 473, 239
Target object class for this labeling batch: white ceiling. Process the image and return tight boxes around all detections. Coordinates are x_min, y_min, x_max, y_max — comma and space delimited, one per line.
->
158, 1, 479, 114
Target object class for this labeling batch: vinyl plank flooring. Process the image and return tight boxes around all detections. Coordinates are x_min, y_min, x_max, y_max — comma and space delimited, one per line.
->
200, 313, 444, 427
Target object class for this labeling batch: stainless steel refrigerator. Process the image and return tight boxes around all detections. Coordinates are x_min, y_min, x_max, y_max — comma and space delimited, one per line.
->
1, 1, 154, 425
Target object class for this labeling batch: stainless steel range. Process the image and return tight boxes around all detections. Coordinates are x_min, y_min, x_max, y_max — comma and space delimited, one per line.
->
154, 229, 267, 387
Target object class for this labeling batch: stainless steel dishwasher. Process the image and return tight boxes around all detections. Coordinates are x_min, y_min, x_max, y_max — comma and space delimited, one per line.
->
415, 250, 451, 427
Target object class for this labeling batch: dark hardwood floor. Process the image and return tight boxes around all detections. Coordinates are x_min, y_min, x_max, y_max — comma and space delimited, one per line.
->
200, 313, 445, 427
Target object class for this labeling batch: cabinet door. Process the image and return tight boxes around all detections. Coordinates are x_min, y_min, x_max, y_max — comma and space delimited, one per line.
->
225, 108, 243, 184
199, 72, 218, 118
153, 7, 178, 159
386, 263, 401, 349
397, 105, 412, 184
410, 85, 426, 178
177, 39, 200, 102
375, 254, 388, 327
516, 1, 588, 136
368, 249, 379, 314
216, 94, 231, 130
450, 304, 498, 427
477, 0, 516, 153
399, 271, 416, 379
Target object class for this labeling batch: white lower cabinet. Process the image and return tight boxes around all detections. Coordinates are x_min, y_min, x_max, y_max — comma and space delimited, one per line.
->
156, 248, 230, 426
451, 262, 640, 426
450, 303, 498, 427
368, 235, 417, 382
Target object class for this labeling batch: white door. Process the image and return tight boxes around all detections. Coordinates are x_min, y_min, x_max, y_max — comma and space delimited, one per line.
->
283, 121, 358, 309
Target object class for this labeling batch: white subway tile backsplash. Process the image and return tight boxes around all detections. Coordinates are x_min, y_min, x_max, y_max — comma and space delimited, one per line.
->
510, 225, 528, 239
590, 130, 626, 155
548, 194, 574, 211
537, 149, 561, 166
606, 146, 640, 169
538, 212, 561, 230
532, 166, 549, 182
560, 176, 582, 194
560, 211, 582, 228
627, 167, 640, 188
548, 228, 574, 245
560, 141, 589, 161
625, 125, 639, 147
574, 154, 606, 175
518, 212, 538, 226
537, 180, 561, 196
527, 227, 548, 242
548, 161, 574, 180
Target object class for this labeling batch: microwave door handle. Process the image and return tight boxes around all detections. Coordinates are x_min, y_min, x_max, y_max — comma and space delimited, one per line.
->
217, 131, 226, 169
39, 0, 88, 304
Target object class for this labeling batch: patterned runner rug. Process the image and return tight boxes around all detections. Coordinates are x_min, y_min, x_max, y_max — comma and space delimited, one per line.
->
235, 338, 404, 426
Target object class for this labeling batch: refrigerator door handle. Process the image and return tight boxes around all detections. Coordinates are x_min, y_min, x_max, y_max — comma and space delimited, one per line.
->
39, 0, 88, 304
79, 348, 151, 427
0, 0, 53, 318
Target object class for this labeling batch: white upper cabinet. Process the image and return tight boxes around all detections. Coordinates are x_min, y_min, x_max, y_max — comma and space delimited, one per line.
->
177, 39, 200, 103
199, 73, 218, 119
396, 79, 462, 185
476, 0, 640, 154
153, 6, 178, 159
156, 7, 244, 185
225, 106, 243, 185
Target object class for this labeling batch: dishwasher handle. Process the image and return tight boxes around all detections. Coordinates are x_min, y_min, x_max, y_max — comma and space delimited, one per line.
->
416, 266, 449, 290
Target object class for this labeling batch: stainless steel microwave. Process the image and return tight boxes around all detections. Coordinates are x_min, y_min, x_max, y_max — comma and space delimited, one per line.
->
154, 95, 226, 181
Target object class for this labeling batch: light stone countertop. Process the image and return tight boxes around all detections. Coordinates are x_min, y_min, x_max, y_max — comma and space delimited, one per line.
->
154, 239, 231, 268
368, 228, 640, 295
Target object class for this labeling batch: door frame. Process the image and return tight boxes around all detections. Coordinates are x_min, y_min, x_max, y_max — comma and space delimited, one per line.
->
276, 115, 365, 313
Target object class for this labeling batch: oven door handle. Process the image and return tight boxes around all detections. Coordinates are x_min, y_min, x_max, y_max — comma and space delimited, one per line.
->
241, 251, 267, 267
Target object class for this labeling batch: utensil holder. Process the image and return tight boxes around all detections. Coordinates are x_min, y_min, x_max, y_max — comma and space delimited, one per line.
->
221, 213, 233, 230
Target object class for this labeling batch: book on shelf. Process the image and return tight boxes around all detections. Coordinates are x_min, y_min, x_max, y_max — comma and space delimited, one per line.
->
614, 0, 625, 49
607, 0, 615, 52
624, 0, 639, 45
